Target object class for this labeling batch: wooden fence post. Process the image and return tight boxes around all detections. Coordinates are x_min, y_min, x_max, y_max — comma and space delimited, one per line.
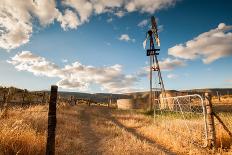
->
205, 92, 216, 149
216, 91, 221, 102
46, 85, 58, 155
42, 92, 46, 104
3, 93, 6, 104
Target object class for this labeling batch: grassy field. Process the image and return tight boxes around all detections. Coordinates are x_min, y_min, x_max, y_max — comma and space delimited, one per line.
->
0, 104, 231, 155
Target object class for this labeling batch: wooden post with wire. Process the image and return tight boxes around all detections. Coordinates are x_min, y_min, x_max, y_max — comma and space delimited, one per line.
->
212, 112, 232, 138
46, 85, 58, 155
205, 92, 216, 149
216, 91, 221, 102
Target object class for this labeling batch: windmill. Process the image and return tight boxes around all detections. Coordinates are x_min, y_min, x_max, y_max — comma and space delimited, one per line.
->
143, 16, 166, 111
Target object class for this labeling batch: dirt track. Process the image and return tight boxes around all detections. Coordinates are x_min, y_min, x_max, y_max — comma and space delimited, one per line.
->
75, 105, 176, 155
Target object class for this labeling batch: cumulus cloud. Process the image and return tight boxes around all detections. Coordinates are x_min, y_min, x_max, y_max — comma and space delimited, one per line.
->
0, 0, 80, 50
119, 34, 135, 42
138, 19, 148, 27
119, 34, 130, 41
57, 9, 80, 30
8, 51, 139, 93
7, 51, 61, 77
125, 0, 176, 13
0, 0, 177, 50
0, 1, 33, 50
114, 10, 125, 17
159, 58, 186, 71
140, 58, 185, 78
32, 0, 60, 26
168, 23, 232, 64
62, 0, 93, 23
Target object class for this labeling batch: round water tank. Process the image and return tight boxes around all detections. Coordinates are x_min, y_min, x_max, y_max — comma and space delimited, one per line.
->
117, 99, 136, 109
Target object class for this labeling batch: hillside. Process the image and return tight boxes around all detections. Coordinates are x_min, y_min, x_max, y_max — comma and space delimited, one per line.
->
1, 86, 232, 103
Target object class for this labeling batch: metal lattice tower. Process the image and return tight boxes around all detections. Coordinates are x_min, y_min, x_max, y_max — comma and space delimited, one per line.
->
144, 16, 166, 111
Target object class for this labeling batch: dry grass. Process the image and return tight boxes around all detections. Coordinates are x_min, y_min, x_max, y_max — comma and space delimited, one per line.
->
112, 109, 232, 154
0, 106, 47, 155
0, 104, 231, 155
215, 112, 232, 152
0, 105, 168, 155
212, 95, 232, 105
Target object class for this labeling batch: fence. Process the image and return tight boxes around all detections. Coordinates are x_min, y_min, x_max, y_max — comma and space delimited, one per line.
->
0, 92, 84, 110
154, 94, 207, 147
154, 93, 232, 150
0, 86, 58, 155
206, 93, 232, 150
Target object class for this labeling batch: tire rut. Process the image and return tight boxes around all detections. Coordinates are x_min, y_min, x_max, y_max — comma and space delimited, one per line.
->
79, 106, 101, 155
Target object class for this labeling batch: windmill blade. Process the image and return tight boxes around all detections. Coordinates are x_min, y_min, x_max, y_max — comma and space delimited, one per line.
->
151, 16, 158, 33
154, 34, 160, 46
143, 39, 147, 50
151, 16, 160, 46
143, 34, 149, 49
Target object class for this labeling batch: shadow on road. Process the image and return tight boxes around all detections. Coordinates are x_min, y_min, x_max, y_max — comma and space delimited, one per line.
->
106, 111, 177, 155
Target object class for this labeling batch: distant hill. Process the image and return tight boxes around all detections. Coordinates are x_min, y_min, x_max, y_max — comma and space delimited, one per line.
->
1, 86, 232, 103
179, 88, 232, 96
56, 92, 130, 102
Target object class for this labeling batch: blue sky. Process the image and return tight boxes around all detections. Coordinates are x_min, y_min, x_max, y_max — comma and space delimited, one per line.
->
0, 0, 232, 93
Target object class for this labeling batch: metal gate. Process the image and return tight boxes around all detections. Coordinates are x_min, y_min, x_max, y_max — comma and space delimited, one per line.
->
153, 94, 208, 147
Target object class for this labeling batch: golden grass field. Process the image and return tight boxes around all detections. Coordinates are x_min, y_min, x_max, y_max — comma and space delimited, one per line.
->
0, 101, 231, 155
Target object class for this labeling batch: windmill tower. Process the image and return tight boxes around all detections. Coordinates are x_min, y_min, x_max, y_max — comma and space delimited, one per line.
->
143, 16, 166, 111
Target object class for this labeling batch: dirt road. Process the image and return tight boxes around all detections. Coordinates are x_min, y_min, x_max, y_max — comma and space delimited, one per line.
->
72, 105, 175, 155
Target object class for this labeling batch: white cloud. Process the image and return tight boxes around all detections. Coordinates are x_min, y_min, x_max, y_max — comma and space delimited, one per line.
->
125, 0, 176, 13
62, 59, 68, 63
0, 0, 177, 50
168, 23, 232, 64
114, 10, 125, 17
8, 51, 139, 93
119, 34, 130, 41
57, 9, 80, 30
92, 0, 124, 14
32, 0, 60, 26
7, 51, 61, 77
159, 58, 186, 71
119, 34, 135, 42
167, 73, 178, 79
140, 58, 185, 78
138, 19, 148, 27
0, 1, 33, 50
0, 0, 79, 50
62, 0, 93, 23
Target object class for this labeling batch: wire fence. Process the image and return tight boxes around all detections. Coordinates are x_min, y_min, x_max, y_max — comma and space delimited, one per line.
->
214, 112, 232, 149
153, 94, 208, 147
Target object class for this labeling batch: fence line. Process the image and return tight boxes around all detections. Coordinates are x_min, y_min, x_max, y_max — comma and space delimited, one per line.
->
154, 92, 232, 150
154, 94, 208, 147
46, 85, 58, 155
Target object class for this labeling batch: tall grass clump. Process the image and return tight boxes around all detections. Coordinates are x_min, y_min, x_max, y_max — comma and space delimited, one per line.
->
0, 105, 47, 155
